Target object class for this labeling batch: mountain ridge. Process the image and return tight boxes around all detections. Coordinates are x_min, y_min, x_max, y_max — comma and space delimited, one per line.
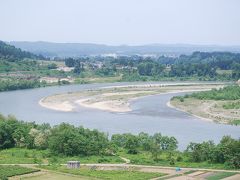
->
9, 41, 240, 58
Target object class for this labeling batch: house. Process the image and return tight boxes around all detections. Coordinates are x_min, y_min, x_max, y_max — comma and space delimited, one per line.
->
67, 161, 80, 168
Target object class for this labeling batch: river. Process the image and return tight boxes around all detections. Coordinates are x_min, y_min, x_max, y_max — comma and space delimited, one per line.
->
0, 82, 239, 150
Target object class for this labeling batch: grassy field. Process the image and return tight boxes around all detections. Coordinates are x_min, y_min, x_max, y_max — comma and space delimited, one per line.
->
0, 148, 229, 170
40, 165, 166, 180
0, 165, 39, 178
206, 172, 238, 180
0, 148, 124, 164
117, 150, 226, 170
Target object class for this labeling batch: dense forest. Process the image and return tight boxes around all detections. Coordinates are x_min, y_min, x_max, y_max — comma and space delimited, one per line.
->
0, 114, 239, 168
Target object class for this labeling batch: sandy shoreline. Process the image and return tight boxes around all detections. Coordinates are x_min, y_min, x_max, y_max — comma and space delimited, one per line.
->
169, 97, 240, 124
38, 83, 225, 114
75, 99, 131, 112
166, 101, 214, 122
39, 98, 75, 112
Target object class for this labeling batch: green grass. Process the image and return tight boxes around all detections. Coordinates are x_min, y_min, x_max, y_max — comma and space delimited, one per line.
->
0, 148, 124, 164
117, 150, 226, 170
0, 148, 48, 164
230, 119, 240, 125
183, 170, 198, 174
206, 172, 238, 180
0, 165, 39, 178
75, 75, 122, 84
49, 154, 124, 164
223, 101, 240, 109
40, 165, 166, 180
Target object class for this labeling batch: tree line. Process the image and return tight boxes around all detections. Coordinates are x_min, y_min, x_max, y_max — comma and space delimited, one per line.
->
180, 86, 240, 100
64, 51, 240, 81
0, 79, 42, 92
0, 114, 239, 168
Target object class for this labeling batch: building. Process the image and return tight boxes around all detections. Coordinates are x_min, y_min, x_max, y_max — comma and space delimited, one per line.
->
67, 161, 80, 169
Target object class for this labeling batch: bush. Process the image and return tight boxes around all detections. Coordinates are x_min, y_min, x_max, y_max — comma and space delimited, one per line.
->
98, 157, 110, 163
176, 156, 183, 162
169, 158, 175, 165
179, 97, 184, 102
0, 176, 8, 180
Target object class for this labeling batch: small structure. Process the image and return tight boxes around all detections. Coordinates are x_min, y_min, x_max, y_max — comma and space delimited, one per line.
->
67, 161, 80, 169
175, 167, 181, 172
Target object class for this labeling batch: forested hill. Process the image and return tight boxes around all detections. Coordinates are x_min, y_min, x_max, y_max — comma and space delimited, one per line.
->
0, 41, 45, 61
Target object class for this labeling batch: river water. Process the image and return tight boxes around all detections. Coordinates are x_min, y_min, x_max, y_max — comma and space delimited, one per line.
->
0, 82, 239, 150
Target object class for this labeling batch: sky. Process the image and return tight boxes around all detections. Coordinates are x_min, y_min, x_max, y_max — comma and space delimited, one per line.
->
0, 0, 240, 45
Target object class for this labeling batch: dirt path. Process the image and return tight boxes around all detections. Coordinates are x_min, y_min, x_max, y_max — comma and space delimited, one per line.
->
1, 163, 239, 173
119, 156, 131, 164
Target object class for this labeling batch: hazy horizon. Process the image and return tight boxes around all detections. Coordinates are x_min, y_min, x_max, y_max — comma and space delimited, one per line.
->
8, 41, 240, 47
1, 0, 240, 46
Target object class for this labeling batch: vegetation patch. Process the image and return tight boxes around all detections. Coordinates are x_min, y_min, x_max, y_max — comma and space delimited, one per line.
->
223, 101, 240, 109
206, 172, 238, 180
230, 120, 240, 126
187, 86, 240, 100
0, 114, 239, 170
183, 170, 198, 174
0, 165, 39, 179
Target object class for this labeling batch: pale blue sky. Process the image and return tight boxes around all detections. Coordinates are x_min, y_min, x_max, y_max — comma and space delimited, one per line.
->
1, 0, 240, 45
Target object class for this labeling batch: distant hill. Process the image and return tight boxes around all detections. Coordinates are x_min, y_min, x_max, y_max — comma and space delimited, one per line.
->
9, 41, 240, 58
0, 41, 44, 61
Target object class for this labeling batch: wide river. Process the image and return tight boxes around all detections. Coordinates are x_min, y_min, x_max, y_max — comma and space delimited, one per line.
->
0, 82, 239, 150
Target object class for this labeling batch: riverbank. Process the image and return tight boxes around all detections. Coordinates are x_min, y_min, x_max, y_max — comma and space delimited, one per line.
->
167, 101, 214, 122
39, 83, 225, 113
169, 97, 240, 124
